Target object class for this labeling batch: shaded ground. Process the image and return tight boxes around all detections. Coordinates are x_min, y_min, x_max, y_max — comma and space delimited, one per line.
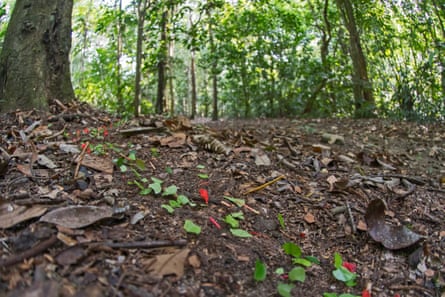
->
0, 103, 444, 297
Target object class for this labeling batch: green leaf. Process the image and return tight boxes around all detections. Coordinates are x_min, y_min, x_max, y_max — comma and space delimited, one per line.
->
332, 267, 357, 287
184, 220, 201, 235
133, 180, 145, 190
282, 242, 302, 258
151, 177, 163, 184
140, 188, 151, 195
230, 229, 252, 238
149, 182, 162, 194
128, 151, 136, 161
277, 283, 295, 297
224, 196, 245, 207
231, 211, 244, 219
305, 256, 320, 265
224, 214, 239, 228
277, 213, 285, 229
134, 159, 146, 171
161, 204, 174, 214
288, 266, 306, 282
339, 294, 361, 297
119, 164, 128, 172
275, 267, 285, 275
334, 252, 343, 268
165, 166, 173, 174
323, 293, 338, 297
169, 200, 181, 208
253, 259, 267, 281
197, 173, 209, 179
293, 257, 312, 267
163, 185, 178, 196
196, 164, 205, 169
177, 194, 195, 206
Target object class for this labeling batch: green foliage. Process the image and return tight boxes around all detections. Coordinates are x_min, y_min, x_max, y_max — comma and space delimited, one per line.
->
253, 259, 267, 282
66, 0, 445, 120
184, 219, 201, 234
332, 253, 357, 287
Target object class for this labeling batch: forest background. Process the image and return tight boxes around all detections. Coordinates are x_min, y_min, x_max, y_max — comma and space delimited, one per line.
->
0, 0, 444, 121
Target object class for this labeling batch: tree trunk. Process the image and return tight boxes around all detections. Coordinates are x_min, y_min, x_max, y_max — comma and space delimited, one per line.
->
208, 9, 218, 121
156, 10, 168, 114
0, 0, 75, 112
190, 50, 197, 119
336, 0, 375, 117
134, 0, 148, 117
116, 0, 123, 114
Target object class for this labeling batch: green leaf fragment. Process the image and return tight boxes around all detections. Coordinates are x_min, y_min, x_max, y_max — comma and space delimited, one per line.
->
288, 266, 306, 282
224, 215, 239, 228
253, 259, 267, 281
197, 173, 209, 179
334, 252, 343, 268
230, 228, 252, 238
149, 182, 162, 194
277, 283, 295, 297
184, 220, 201, 235
293, 257, 312, 267
224, 196, 245, 207
277, 213, 285, 229
161, 204, 174, 214
282, 242, 302, 258
163, 185, 178, 196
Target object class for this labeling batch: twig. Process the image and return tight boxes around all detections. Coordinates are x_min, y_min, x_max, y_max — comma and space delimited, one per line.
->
74, 141, 89, 179
243, 175, 285, 195
102, 239, 187, 249
0, 235, 59, 268
346, 201, 356, 233
389, 284, 434, 296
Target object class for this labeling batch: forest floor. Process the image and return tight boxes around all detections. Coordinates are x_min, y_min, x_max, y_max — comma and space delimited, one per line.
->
0, 102, 444, 297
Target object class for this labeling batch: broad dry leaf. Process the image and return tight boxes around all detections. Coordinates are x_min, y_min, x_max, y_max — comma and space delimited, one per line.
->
365, 199, 423, 250
0, 203, 47, 229
40, 205, 114, 229
304, 212, 315, 224
149, 248, 190, 279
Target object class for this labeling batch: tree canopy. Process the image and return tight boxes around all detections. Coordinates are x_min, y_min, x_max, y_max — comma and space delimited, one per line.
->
0, 0, 443, 120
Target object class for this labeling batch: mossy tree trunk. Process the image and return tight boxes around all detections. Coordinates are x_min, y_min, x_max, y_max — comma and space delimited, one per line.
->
0, 0, 75, 112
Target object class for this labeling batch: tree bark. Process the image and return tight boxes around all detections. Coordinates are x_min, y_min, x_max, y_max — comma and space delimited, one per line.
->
336, 0, 375, 117
190, 50, 197, 119
156, 10, 168, 114
134, 0, 148, 117
0, 0, 75, 112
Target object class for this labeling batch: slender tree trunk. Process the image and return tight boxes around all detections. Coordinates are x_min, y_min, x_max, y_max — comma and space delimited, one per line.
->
167, 9, 175, 116
116, 0, 123, 114
208, 10, 218, 121
336, 0, 375, 117
156, 10, 168, 114
190, 50, 197, 119
0, 0, 75, 112
134, 0, 148, 117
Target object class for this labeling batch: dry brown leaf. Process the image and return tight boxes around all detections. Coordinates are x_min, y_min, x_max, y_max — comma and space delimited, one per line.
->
0, 202, 47, 229
40, 205, 114, 229
304, 212, 315, 224
149, 248, 190, 279
365, 199, 423, 250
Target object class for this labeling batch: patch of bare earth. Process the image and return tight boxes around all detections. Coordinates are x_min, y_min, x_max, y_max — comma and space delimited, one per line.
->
0, 104, 444, 297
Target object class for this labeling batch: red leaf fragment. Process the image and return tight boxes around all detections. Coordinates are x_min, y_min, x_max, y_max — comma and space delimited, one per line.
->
209, 217, 221, 229
199, 188, 209, 204
362, 289, 371, 297
342, 261, 357, 272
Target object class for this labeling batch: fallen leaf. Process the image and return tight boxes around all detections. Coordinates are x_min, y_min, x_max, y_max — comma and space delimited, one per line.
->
149, 248, 190, 279
304, 212, 315, 224
40, 205, 115, 229
0, 202, 47, 229
365, 199, 423, 250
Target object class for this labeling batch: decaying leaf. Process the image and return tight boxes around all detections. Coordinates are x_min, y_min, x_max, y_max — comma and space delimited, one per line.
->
0, 202, 47, 229
365, 199, 423, 250
149, 248, 190, 279
40, 205, 115, 229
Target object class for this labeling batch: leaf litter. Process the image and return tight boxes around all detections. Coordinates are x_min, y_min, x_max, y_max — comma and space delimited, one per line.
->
0, 105, 444, 296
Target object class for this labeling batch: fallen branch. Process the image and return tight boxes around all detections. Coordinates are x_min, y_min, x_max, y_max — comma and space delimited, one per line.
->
0, 235, 59, 268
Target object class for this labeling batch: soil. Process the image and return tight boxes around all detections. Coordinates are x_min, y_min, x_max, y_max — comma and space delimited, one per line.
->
0, 103, 444, 297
